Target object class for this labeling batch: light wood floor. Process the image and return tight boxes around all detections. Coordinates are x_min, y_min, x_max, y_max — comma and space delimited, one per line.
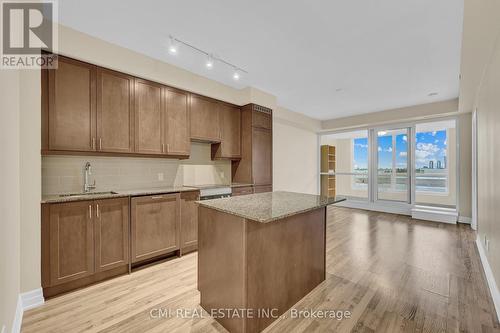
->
22, 207, 499, 333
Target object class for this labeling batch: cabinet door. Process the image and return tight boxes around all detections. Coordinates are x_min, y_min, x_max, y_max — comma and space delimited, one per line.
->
180, 191, 199, 253
253, 185, 272, 193
164, 88, 190, 155
49, 201, 94, 286
131, 194, 180, 263
219, 104, 241, 158
232, 186, 254, 196
134, 79, 163, 154
96, 69, 134, 153
252, 127, 273, 185
95, 198, 129, 272
48, 57, 96, 151
190, 95, 220, 142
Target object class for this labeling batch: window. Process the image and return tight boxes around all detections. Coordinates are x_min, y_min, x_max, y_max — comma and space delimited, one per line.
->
352, 137, 368, 190
415, 120, 456, 208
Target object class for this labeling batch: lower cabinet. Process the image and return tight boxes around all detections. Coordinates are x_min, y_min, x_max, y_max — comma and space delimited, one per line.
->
131, 193, 180, 263
232, 186, 254, 196
42, 197, 129, 297
253, 185, 273, 193
41, 190, 199, 297
180, 191, 200, 253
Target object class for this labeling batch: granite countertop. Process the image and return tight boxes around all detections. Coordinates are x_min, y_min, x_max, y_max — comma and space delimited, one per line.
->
198, 191, 346, 223
41, 186, 200, 204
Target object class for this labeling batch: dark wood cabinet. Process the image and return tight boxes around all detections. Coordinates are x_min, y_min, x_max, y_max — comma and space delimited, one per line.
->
252, 127, 273, 185
134, 79, 163, 155
47, 200, 95, 286
232, 104, 273, 188
47, 57, 96, 152
180, 191, 200, 254
42, 198, 130, 297
253, 185, 273, 194
131, 193, 180, 263
232, 186, 254, 196
163, 88, 190, 156
212, 104, 241, 159
42, 54, 247, 160
190, 95, 220, 142
94, 198, 129, 273
96, 69, 134, 153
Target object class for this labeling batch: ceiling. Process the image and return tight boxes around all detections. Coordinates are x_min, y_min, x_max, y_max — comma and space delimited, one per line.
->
57, 0, 464, 120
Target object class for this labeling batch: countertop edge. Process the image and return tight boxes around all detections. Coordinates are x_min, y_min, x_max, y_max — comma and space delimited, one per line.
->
41, 187, 200, 204
197, 200, 343, 223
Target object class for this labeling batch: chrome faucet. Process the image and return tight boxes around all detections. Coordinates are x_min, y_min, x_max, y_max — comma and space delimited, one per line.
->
84, 162, 96, 193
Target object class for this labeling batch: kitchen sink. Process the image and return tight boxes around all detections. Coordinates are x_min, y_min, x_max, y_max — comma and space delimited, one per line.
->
59, 191, 118, 197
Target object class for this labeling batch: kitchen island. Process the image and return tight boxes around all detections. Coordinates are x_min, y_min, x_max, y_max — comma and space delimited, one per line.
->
197, 191, 345, 333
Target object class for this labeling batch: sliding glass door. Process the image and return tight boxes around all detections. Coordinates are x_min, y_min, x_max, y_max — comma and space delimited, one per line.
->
320, 118, 457, 211
375, 128, 410, 203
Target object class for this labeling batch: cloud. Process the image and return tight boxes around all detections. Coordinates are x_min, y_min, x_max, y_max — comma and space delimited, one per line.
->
400, 152, 407, 157
435, 139, 439, 143
354, 143, 368, 148
432, 131, 437, 136
378, 146, 392, 153
402, 135, 407, 142
415, 142, 440, 164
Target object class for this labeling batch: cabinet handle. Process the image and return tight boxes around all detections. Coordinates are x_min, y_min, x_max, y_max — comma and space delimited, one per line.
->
96, 203, 99, 218
162, 143, 165, 153
99, 138, 102, 150
166, 144, 169, 153
92, 138, 96, 150
89, 205, 92, 219
151, 196, 163, 199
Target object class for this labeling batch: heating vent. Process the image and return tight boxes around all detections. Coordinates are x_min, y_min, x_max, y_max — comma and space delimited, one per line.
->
253, 104, 272, 114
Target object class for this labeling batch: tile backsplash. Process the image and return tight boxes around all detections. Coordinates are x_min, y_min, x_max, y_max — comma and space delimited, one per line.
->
42, 143, 231, 195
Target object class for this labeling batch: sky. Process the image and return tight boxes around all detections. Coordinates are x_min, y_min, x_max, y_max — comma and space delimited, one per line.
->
353, 130, 447, 171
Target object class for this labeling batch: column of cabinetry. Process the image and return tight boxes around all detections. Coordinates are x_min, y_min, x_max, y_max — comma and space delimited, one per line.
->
232, 104, 273, 192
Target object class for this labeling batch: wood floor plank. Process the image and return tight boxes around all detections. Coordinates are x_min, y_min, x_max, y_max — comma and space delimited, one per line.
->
22, 206, 500, 333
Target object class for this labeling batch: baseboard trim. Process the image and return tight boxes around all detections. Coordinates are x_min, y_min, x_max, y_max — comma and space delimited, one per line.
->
12, 295, 23, 333
458, 216, 472, 224
21, 288, 45, 311
10, 288, 45, 333
476, 236, 500, 322
411, 205, 458, 224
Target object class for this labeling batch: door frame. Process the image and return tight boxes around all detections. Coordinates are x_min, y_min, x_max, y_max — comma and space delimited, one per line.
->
472, 109, 478, 230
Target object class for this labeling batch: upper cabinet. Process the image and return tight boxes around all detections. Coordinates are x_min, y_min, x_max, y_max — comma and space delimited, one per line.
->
190, 95, 220, 142
41, 55, 242, 160
47, 57, 96, 151
134, 79, 163, 155
212, 104, 241, 159
96, 68, 135, 153
163, 88, 190, 156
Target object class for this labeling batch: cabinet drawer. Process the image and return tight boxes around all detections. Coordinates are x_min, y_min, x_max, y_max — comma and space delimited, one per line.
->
232, 186, 254, 196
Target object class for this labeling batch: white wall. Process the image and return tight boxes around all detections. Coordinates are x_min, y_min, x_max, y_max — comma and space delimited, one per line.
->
0, 69, 22, 332
273, 107, 321, 195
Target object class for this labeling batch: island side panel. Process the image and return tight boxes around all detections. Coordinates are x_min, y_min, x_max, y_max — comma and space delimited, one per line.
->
245, 207, 326, 333
198, 206, 247, 333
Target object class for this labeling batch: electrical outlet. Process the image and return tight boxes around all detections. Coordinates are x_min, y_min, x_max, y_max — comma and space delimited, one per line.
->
157, 173, 164, 181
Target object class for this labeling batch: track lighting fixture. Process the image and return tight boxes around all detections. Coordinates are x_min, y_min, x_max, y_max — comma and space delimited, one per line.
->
167, 35, 248, 80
